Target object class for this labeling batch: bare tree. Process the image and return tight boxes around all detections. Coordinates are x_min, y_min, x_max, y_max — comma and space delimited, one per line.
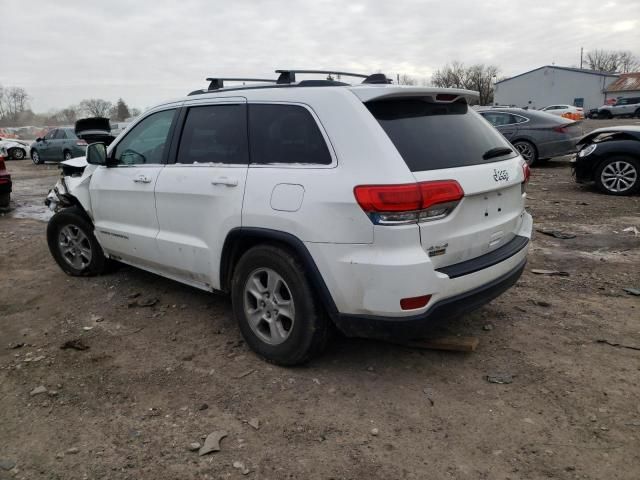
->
60, 107, 79, 124
1, 87, 30, 122
586, 49, 640, 73
79, 98, 113, 118
397, 74, 417, 86
432, 62, 499, 105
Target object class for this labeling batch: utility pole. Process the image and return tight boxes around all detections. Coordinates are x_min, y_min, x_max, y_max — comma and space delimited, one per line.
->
397, 73, 400, 84
580, 47, 584, 69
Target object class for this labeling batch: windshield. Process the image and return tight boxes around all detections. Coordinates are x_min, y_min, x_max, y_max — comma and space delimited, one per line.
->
366, 98, 517, 172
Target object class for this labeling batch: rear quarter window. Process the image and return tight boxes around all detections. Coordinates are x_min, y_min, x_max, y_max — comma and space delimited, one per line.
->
367, 99, 516, 172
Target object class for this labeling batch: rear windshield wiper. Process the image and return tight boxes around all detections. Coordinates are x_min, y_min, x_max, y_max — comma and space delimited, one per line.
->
482, 147, 513, 160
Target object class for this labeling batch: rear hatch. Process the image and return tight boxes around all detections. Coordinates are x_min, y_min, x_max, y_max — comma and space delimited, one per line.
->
75, 117, 115, 145
365, 97, 527, 269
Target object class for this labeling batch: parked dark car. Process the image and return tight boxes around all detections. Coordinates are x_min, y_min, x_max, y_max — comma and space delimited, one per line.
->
30, 127, 88, 164
476, 107, 583, 165
0, 147, 12, 207
573, 126, 640, 195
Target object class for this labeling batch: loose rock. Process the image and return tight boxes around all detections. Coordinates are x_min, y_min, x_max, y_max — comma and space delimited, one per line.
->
248, 418, 260, 430
233, 461, 250, 475
371, 428, 379, 436
66, 447, 79, 454
60, 339, 89, 351
30, 385, 48, 396
0, 459, 16, 471
198, 403, 208, 411
188, 442, 201, 451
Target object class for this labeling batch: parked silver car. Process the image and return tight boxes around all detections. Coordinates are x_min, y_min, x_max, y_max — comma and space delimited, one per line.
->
596, 97, 640, 119
476, 107, 583, 165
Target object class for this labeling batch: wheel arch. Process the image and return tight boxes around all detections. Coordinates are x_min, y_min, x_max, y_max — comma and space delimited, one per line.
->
220, 227, 339, 317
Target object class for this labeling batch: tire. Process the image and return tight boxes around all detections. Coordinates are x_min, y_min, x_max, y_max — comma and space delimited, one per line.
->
0, 192, 9, 208
595, 156, 639, 196
9, 148, 25, 160
31, 150, 42, 165
600, 110, 613, 119
513, 140, 538, 166
63, 150, 72, 161
231, 244, 330, 366
47, 206, 107, 276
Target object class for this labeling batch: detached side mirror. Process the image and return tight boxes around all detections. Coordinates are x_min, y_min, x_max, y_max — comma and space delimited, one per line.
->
86, 142, 107, 166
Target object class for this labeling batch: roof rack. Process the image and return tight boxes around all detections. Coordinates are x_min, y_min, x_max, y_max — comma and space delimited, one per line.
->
205, 77, 277, 91
275, 69, 391, 85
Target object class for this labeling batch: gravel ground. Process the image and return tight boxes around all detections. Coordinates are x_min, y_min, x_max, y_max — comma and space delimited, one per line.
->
0, 119, 639, 480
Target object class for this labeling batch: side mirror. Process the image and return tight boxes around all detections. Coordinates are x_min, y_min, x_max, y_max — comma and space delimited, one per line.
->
86, 142, 107, 166
36, 137, 43, 142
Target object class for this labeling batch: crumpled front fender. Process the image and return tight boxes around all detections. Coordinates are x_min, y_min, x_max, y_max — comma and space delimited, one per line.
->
45, 162, 96, 218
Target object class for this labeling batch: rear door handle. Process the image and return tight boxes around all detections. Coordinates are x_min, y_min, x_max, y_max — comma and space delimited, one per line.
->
133, 175, 152, 184
211, 176, 238, 187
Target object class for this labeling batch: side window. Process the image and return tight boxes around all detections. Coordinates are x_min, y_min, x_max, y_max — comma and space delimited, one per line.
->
481, 112, 513, 127
113, 109, 175, 165
512, 115, 528, 124
177, 104, 248, 165
55, 130, 67, 139
44, 130, 56, 140
249, 104, 332, 165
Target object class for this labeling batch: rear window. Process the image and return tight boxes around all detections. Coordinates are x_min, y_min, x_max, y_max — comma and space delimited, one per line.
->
366, 99, 516, 172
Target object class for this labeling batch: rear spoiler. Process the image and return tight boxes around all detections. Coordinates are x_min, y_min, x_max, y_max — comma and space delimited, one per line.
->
349, 86, 479, 104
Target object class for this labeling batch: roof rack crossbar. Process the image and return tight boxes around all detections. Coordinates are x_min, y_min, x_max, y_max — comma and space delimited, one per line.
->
275, 69, 392, 85
205, 77, 277, 90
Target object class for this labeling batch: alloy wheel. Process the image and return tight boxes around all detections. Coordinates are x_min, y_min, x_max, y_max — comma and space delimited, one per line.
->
64, 151, 72, 161
12, 149, 25, 160
32, 151, 40, 164
514, 142, 535, 164
243, 268, 295, 346
600, 161, 637, 193
58, 225, 92, 270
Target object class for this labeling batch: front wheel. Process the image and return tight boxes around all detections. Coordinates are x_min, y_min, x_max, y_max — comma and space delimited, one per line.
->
0, 192, 9, 208
595, 157, 639, 196
231, 245, 330, 365
31, 150, 42, 165
513, 140, 538, 166
47, 206, 107, 276
9, 148, 25, 160
63, 150, 72, 161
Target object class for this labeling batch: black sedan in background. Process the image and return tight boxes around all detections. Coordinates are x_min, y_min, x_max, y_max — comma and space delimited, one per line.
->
573, 126, 640, 195
476, 107, 583, 165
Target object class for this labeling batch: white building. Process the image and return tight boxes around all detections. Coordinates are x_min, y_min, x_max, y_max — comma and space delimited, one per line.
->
494, 66, 618, 111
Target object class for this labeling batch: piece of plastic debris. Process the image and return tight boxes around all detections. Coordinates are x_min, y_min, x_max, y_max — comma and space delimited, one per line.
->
30, 386, 48, 396
531, 269, 570, 277
188, 442, 200, 451
199, 431, 228, 456
60, 339, 89, 351
622, 226, 639, 236
247, 418, 260, 430
486, 374, 513, 384
623, 287, 640, 296
536, 229, 577, 239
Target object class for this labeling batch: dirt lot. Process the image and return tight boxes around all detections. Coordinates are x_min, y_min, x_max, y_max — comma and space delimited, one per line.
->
1, 119, 639, 479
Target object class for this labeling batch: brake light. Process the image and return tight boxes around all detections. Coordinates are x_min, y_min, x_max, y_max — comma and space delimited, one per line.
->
553, 125, 569, 134
76, 140, 88, 146
400, 294, 432, 310
435, 93, 459, 102
354, 180, 463, 225
521, 161, 531, 194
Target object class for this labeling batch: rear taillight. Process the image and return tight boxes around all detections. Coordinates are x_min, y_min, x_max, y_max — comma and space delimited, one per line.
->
521, 161, 531, 194
553, 125, 569, 134
400, 294, 432, 310
354, 180, 464, 225
76, 140, 87, 146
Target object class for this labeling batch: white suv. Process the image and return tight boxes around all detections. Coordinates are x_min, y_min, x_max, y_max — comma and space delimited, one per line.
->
45, 70, 533, 365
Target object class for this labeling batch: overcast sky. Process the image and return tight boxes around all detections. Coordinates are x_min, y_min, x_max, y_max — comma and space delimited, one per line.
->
1, 0, 639, 112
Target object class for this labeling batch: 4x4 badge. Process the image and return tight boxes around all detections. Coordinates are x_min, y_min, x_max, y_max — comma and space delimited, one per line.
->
493, 169, 509, 182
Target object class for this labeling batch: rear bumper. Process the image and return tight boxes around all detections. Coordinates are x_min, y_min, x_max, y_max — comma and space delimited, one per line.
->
334, 257, 527, 339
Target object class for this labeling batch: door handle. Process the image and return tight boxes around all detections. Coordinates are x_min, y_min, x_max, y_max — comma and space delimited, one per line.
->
211, 176, 238, 187
133, 175, 152, 184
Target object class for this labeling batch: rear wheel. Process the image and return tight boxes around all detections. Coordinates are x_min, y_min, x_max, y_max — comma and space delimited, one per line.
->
231, 245, 330, 365
513, 140, 538, 166
63, 150, 72, 161
9, 148, 25, 160
31, 150, 42, 165
600, 110, 613, 119
47, 206, 107, 276
595, 157, 639, 196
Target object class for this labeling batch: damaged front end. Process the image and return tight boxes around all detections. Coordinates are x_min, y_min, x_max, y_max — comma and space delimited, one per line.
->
45, 156, 94, 215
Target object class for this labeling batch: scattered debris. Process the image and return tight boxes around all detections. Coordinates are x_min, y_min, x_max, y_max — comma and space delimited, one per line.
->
536, 229, 577, 239
199, 430, 228, 456
371, 428, 379, 436
531, 300, 552, 307
90, 314, 104, 323
622, 226, 639, 236
30, 385, 48, 396
233, 461, 250, 475
235, 369, 256, 379
625, 421, 640, 427
596, 339, 640, 352
248, 418, 260, 430
623, 287, 640, 296
531, 269, 570, 277
188, 442, 201, 451
66, 447, 79, 455
82, 326, 93, 331
128, 297, 159, 308
128, 292, 141, 299
8, 342, 24, 349
198, 403, 209, 411
0, 459, 16, 471
60, 339, 89, 351
486, 374, 513, 384
482, 324, 494, 331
